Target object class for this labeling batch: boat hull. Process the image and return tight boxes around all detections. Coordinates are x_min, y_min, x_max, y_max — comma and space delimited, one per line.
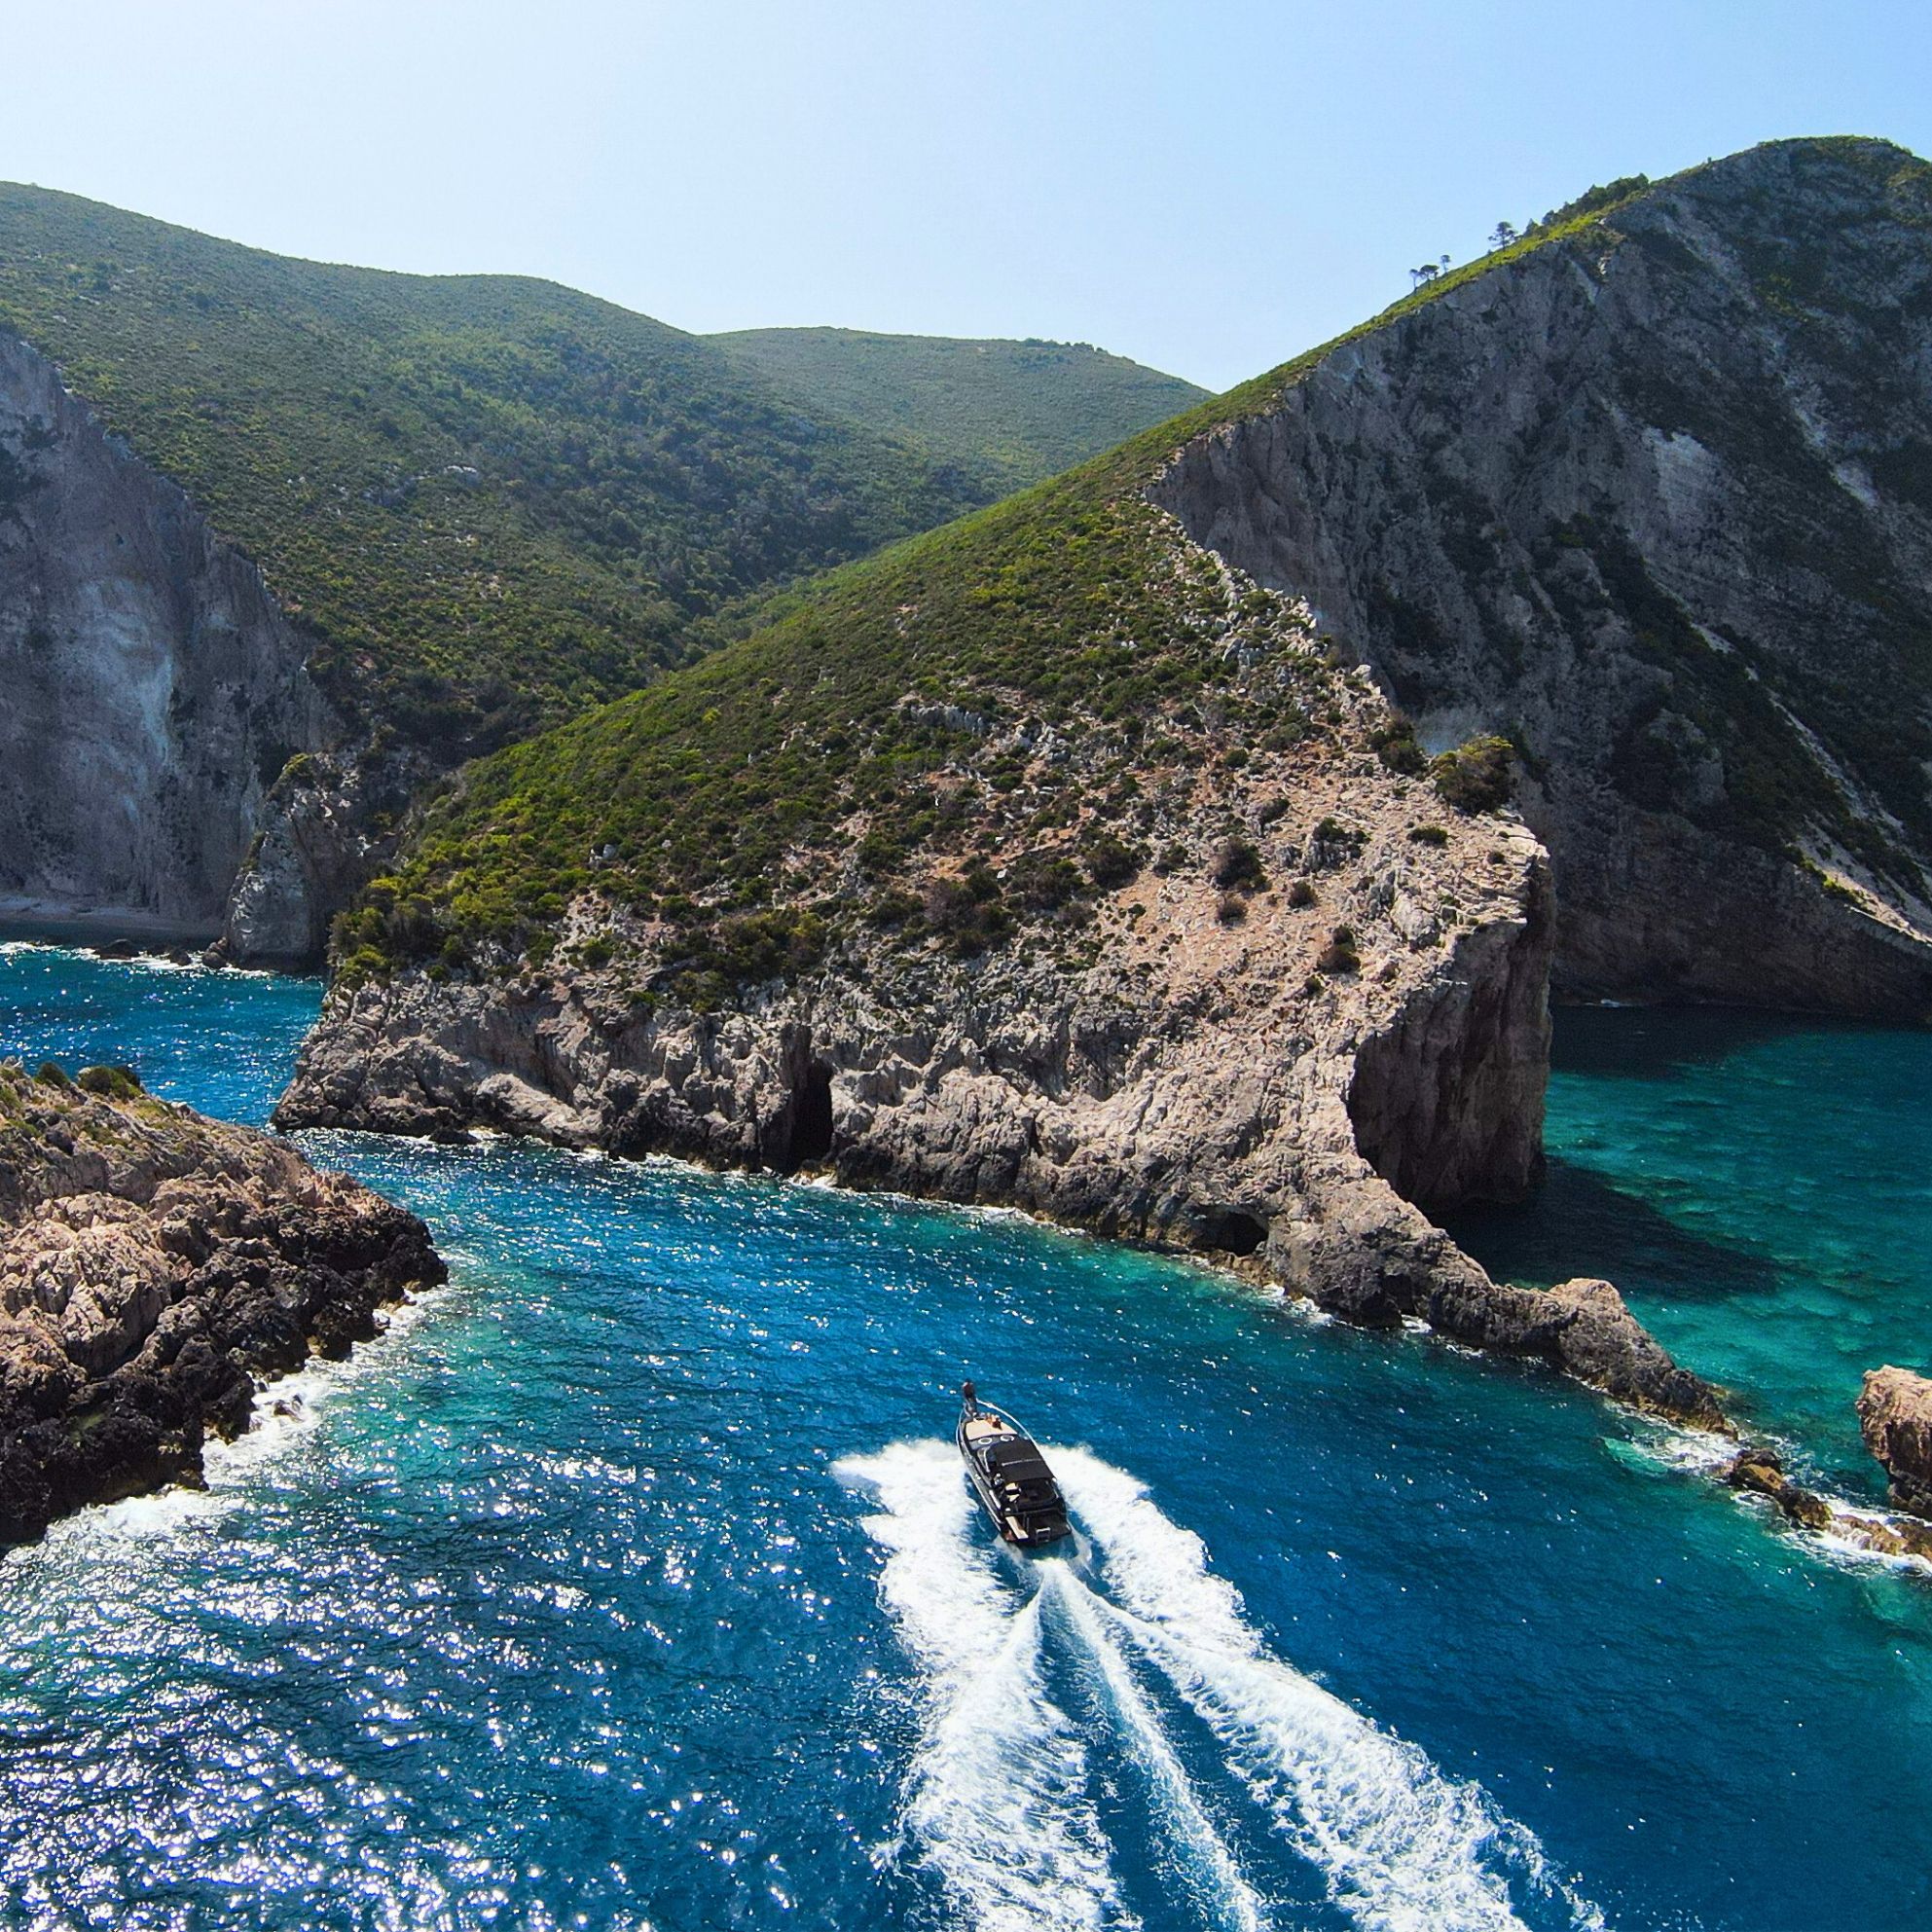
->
957, 1404, 1073, 1549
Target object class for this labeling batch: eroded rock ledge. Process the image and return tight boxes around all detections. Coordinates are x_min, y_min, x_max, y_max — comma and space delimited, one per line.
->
0, 1063, 443, 1542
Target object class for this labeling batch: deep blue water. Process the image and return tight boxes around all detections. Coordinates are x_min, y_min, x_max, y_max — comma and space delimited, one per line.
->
1, 947, 1929, 1931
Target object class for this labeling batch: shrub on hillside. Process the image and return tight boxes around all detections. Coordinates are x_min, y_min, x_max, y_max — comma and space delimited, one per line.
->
1315, 926, 1362, 975
1080, 831, 1142, 890
1010, 851, 1083, 912
1210, 837, 1268, 892
1432, 736, 1514, 813
1369, 715, 1428, 776
77, 1064, 143, 1099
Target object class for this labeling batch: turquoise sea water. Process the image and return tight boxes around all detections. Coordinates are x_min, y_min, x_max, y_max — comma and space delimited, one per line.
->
0, 946, 1928, 1931
1451, 1008, 1932, 1501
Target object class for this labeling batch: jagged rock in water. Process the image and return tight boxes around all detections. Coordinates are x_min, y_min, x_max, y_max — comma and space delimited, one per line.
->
1155, 137, 1932, 1017
1857, 1365, 1932, 1515
1724, 1440, 1932, 1562
1725, 1448, 1838, 1532
0, 334, 331, 941
0, 1062, 443, 1542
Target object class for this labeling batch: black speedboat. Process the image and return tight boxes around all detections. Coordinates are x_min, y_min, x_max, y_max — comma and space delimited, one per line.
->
956, 1383, 1072, 1549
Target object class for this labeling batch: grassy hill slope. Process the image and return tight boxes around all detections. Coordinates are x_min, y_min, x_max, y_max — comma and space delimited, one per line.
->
709, 327, 1207, 496
323, 153, 1692, 986
0, 189, 998, 753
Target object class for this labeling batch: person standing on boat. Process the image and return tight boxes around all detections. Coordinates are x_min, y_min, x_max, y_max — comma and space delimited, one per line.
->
961, 1380, 979, 1415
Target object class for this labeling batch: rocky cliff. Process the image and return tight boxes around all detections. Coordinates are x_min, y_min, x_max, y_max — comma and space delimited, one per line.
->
0, 185, 1207, 962
282, 140, 1932, 1433
0, 1060, 443, 1542
278, 508, 1724, 1427
0, 333, 331, 940
1154, 137, 1932, 1016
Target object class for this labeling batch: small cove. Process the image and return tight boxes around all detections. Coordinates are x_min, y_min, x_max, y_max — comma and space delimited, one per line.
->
1, 947, 1928, 1930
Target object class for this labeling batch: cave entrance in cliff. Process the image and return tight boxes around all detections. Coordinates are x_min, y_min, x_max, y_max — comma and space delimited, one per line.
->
786, 1060, 835, 1171
1197, 1207, 1267, 1257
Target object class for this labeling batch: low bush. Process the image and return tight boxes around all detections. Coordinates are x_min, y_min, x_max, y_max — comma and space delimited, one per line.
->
77, 1064, 143, 1100
1369, 715, 1428, 775
1315, 926, 1362, 974
1432, 736, 1514, 813
1210, 837, 1268, 892
1011, 850, 1083, 912
1081, 831, 1142, 890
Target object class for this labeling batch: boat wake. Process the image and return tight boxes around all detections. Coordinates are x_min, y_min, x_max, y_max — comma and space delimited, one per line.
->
837, 1440, 1601, 1932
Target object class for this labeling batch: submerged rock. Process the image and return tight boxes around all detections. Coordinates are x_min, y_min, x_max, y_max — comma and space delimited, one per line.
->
0, 1061, 443, 1542
1724, 1448, 1836, 1532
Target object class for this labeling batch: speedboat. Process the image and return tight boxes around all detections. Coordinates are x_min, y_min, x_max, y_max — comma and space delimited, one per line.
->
956, 1384, 1072, 1549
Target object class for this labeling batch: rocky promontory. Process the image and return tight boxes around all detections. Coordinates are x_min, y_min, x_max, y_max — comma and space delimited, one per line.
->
0, 1061, 443, 1542
279, 147, 1932, 1439
279, 540, 1725, 1430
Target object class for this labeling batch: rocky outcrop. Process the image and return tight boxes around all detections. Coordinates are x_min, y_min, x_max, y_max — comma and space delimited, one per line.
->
219, 748, 420, 965
1717, 1366, 1932, 1563
1725, 1443, 1932, 1563
1857, 1366, 1932, 1515
279, 742, 1722, 1429
0, 1062, 443, 1542
1155, 138, 1932, 1018
0, 333, 332, 942
282, 146, 1932, 1436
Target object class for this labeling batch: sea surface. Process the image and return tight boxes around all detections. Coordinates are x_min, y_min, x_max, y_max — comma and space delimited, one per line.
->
0, 945, 1928, 1931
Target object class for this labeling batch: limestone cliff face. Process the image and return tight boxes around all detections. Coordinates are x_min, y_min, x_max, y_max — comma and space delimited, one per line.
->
220, 748, 421, 964
0, 1063, 443, 1541
278, 735, 1720, 1427
0, 334, 332, 939
1155, 139, 1932, 1017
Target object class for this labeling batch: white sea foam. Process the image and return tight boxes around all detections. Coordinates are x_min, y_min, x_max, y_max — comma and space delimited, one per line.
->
843, 1440, 1602, 1932
1051, 1447, 1600, 1932
205, 1285, 449, 1488
837, 1440, 1130, 1930
1615, 1419, 1739, 1478
1045, 1564, 1268, 1931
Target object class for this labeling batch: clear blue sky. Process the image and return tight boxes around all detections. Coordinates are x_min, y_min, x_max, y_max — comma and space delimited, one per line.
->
2, 1, 1925, 390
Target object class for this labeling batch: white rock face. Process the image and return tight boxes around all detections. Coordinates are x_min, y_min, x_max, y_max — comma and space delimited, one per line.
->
274, 752, 1726, 1427
0, 333, 330, 935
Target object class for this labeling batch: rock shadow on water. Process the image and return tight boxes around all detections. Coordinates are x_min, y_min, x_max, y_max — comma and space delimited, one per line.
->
1446, 1155, 1780, 1308
1550, 1002, 1891, 1080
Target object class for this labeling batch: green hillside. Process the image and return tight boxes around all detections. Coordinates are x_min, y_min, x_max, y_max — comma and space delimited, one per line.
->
710, 327, 1207, 495
0, 189, 998, 752
330, 156, 1688, 989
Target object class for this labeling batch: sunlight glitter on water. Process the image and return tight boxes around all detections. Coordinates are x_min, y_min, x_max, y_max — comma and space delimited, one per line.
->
3, 947, 1932, 1929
